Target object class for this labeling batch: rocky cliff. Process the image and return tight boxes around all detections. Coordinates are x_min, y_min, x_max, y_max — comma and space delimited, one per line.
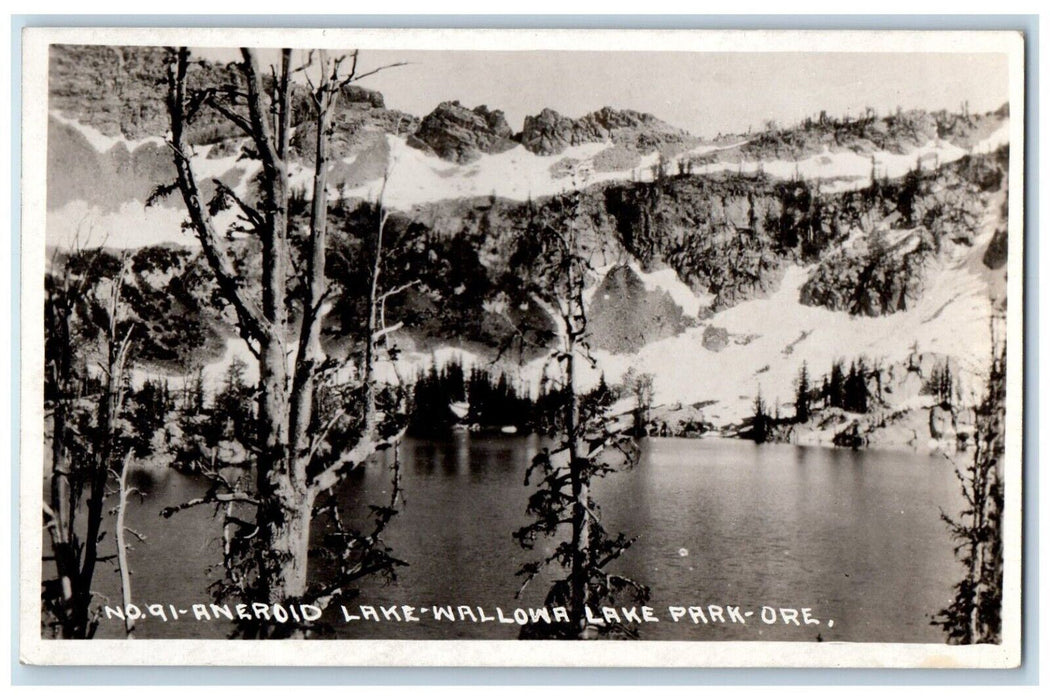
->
799, 228, 936, 316
410, 101, 517, 163
518, 106, 698, 157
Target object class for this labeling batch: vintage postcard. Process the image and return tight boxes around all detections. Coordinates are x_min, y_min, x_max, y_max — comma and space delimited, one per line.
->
18, 26, 1025, 667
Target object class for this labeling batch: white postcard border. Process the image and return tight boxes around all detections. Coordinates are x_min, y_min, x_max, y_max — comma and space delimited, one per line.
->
18, 25, 1027, 669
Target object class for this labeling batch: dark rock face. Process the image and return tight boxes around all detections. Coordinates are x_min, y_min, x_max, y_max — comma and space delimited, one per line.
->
519, 106, 697, 156
702, 325, 729, 352
910, 182, 988, 246
519, 108, 584, 155
48, 45, 410, 148
603, 175, 794, 310
49, 44, 265, 146
799, 229, 936, 316
587, 264, 688, 354
49, 44, 182, 142
412, 101, 518, 163
983, 228, 1008, 269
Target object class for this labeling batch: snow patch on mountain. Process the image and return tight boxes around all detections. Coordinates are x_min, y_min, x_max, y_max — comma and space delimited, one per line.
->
570, 249, 994, 426
334, 121, 1008, 209
50, 111, 166, 153
337, 135, 657, 210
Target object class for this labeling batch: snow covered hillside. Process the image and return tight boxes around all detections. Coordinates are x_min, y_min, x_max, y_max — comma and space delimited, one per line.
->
46, 110, 1009, 247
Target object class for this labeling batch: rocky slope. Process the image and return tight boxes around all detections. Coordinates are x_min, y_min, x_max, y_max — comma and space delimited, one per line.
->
701, 105, 1008, 164
799, 228, 937, 316
799, 147, 1008, 316
586, 264, 691, 354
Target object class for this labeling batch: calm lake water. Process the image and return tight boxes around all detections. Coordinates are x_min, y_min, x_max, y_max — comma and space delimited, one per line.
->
79, 436, 965, 642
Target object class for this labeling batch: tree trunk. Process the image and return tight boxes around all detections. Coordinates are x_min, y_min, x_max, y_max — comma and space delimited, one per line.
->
115, 451, 136, 638
289, 77, 334, 464
165, 47, 401, 639
72, 276, 133, 639
565, 297, 589, 638
48, 415, 77, 633
254, 474, 315, 637
46, 292, 78, 637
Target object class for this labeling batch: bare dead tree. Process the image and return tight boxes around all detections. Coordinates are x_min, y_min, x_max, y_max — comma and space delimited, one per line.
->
161, 47, 409, 637
43, 250, 136, 638
109, 450, 142, 638
43, 248, 84, 636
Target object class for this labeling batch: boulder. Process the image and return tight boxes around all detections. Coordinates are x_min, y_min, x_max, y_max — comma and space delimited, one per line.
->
702, 325, 729, 352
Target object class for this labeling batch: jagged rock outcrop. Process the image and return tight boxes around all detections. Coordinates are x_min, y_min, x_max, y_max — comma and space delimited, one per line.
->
519, 106, 697, 156
587, 264, 688, 354
411, 101, 518, 163
908, 180, 989, 247
289, 84, 418, 165
799, 228, 936, 316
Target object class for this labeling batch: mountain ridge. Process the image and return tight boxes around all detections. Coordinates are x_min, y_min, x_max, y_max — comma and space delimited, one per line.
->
44, 43, 1012, 449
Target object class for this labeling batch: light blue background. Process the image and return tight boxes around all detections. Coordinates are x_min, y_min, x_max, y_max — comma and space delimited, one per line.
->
9, 13, 1039, 686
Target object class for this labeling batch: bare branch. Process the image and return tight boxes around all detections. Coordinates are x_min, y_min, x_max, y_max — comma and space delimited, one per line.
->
160, 491, 259, 518
165, 48, 269, 344
347, 61, 411, 84
372, 321, 404, 344
311, 427, 407, 495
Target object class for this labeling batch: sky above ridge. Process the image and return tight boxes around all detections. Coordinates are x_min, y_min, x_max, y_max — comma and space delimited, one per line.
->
191, 48, 1009, 140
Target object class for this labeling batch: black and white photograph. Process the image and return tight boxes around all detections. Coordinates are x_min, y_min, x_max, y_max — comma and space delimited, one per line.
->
17, 26, 1025, 668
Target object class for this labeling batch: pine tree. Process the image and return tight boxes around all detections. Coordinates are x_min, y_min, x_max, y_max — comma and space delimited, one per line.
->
934, 337, 1006, 644
828, 360, 845, 409
511, 175, 648, 639
750, 388, 770, 444
794, 361, 811, 423
940, 361, 954, 407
